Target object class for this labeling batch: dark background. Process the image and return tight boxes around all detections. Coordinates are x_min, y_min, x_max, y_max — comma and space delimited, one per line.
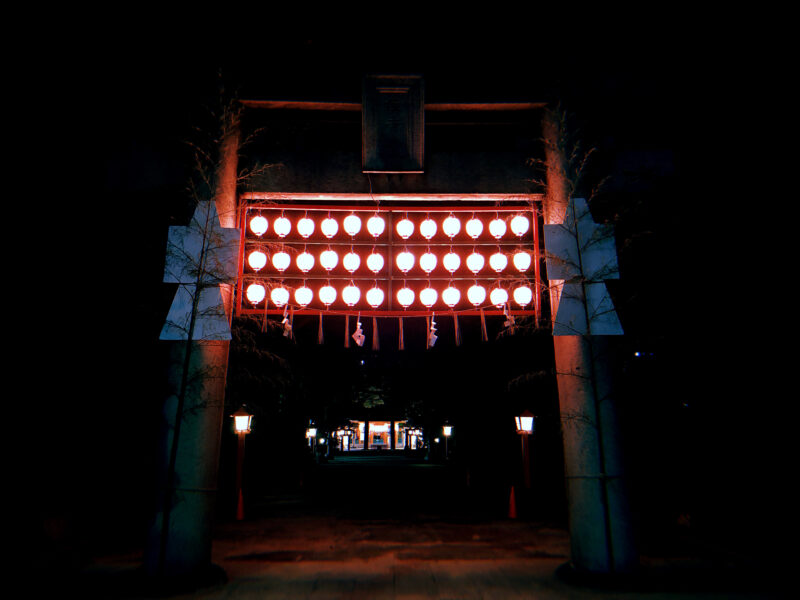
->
25, 15, 779, 567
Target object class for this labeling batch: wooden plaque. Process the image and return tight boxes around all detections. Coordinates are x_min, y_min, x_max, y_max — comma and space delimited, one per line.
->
362, 75, 424, 173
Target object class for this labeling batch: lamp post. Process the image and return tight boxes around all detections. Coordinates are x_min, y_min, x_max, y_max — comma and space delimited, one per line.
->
232, 406, 253, 520
443, 423, 453, 460
515, 410, 535, 489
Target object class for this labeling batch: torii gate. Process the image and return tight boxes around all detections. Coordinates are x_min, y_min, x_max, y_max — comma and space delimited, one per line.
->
144, 104, 636, 580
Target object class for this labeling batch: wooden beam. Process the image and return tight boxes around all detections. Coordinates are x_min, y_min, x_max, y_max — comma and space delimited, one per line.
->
240, 100, 545, 112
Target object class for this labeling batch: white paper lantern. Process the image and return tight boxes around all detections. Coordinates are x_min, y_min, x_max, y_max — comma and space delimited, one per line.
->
272, 251, 291, 272
513, 251, 531, 272
321, 217, 339, 238
419, 287, 438, 308
366, 251, 384, 273
367, 214, 386, 237
343, 251, 361, 273
248, 250, 267, 272
396, 287, 415, 308
466, 251, 485, 274
510, 214, 530, 237
396, 250, 415, 273
295, 286, 313, 307
465, 217, 483, 239
488, 217, 506, 239
274, 216, 291, 238
270, 286, 289, 307
489, 251, 508, 272
442, 215, 461, 238
366, 286, 385, 308
419, 218, 437, 240
419, 251, 437, 274
249, 215, 268, 236
443, 251, 461, 273
320, 249, 339, 271
513, 285, 533, 307
296, 251, 315, 273
343, 214, 362, 236
342, 284, 361, 307
246, 283, 266, 305
297, 216, 315, 238
442, 286, 461, 308
319, 284, 337, 306
467, 284, 486, 306
490, 287, 509, 307
396, 217, 414, 239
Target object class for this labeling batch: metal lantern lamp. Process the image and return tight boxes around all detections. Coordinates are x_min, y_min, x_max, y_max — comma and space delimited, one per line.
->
515, 410, 534, 489
231, 405, 253, 520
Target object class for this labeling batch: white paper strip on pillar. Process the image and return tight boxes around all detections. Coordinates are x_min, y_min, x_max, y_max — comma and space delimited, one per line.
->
544, 197, 623, 336
160, 284, 232, 340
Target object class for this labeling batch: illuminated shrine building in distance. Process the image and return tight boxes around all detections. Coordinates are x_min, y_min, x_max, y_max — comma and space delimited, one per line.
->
330, 420, 425, 452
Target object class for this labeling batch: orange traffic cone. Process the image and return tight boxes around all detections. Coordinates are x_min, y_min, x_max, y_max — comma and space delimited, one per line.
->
508, 486, 517, 519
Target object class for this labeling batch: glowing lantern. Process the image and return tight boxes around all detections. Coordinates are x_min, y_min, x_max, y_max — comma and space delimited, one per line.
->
319, 284, 337, 306
248, 250, 267, 272
442, 286, 460, 308
249, 215, 268, 236
294, 286, 313, 307
270, 286, 289, 307
513, 285, 533, 307
343, 251, 361, 273
321, 217, 338, 238
442, 215, 461, 238
396, 217, 414, 239
342, 284, 361, 307
467, 284, 486, 306
420, 218, 437, 240
419, 251, 437, 274
515, 410, 535, 434
320, 249, 339, 271
272, 251, 291, 272
367, 214, 386, 237
366, 251, 384, 273
343, 213, 362, 236
489, 251, 508, 273
513, 251, 531, 272
419, 287, 438, 308
233, 406, 253, 434
296, 251, 315, 273
246, 283, 266, 305
510, 214, 530, 237
465, 217, 483, 239
366, 286, 385, 308
443, 251, 460, 273
396, 287, 415, 308
489, 217, 506, 239
274, 215, 291, 238
466, 251, 485, 274
396, 250, 415, 273
490, 287, 509, 307
297, 216, 315, 238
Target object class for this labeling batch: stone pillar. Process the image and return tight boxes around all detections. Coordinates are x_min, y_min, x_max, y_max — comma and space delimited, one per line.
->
145, 109, 240, 580
543, 108, 636, 575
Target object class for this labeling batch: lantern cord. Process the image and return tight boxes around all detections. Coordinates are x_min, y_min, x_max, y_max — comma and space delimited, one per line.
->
480, 308, 488, 342
318, 312, 324, 344
453, 313, 461, 346
372, 316, 380, 351
344, 313, 350, 348
399, 316, 404, 350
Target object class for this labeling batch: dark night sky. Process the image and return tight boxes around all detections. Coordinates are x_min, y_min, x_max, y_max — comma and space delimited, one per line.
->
27, 15, 782, 555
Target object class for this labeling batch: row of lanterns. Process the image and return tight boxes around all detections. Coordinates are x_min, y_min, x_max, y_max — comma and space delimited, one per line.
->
247, 248, 532, 274
248, 212, 531, 240
245, 282, 533, 309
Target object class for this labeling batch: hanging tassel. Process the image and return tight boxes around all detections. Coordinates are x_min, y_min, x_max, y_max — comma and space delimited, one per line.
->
344, 313, 350, 348
262, 297, 269, 332
425, 316, 430, 349
372, 316, 380, 351
480, 308, 488, 342
282, 305, 293, 338
503, 302, 516, 334
289, 306, 295, 341
318, 312, 324, 344
453, 313, 461, 346
398, 316, 404, 350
